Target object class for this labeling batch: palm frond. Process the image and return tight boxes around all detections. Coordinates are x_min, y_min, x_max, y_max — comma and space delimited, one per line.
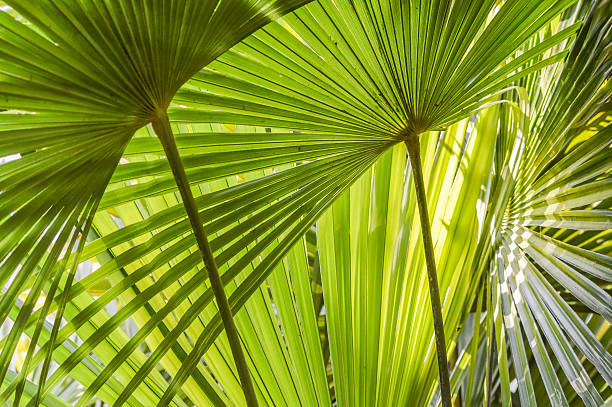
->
1, 0, 609, 406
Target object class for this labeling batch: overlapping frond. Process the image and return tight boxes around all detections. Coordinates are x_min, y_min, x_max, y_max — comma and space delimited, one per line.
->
178, 0, 579, 136
0, 1, 311, 405
456, 2, 612, 405
1, 0, 609, 406
318, 110, 501, 405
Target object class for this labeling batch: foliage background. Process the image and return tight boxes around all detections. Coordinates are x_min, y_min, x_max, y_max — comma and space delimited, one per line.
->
0, 0, 610, 406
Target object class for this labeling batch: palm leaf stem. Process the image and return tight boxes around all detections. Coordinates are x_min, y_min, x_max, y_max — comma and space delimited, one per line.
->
151, 111, 258, 407
404, 133, 452, 407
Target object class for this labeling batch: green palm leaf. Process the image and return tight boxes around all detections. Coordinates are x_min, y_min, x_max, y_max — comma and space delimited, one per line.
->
457, 2, 612, 405
166, 4, 580, 403
1, 0, 609, 406
0, 1, 311, 405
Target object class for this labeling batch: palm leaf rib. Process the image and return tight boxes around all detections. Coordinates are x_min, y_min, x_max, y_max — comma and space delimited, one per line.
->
152, 111, 258, 406
404, 133, 451, 406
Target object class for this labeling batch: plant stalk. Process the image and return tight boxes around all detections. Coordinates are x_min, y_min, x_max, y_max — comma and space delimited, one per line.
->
152, 111, 258, 407
404, 134, 452, 407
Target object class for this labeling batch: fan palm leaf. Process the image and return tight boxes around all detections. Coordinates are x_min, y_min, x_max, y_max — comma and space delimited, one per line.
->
444, 2, 612, 405
1, 0, 609, 406
0, 1, 311, 405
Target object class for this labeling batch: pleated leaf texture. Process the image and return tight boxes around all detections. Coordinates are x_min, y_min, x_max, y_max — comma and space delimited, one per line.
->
1, 0, 611, 406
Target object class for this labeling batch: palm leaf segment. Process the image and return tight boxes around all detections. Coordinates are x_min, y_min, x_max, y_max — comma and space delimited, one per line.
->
0, 0, 601, 406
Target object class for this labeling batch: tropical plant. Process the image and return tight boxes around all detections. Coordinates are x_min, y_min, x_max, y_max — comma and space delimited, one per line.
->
0, 0, 610, 406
